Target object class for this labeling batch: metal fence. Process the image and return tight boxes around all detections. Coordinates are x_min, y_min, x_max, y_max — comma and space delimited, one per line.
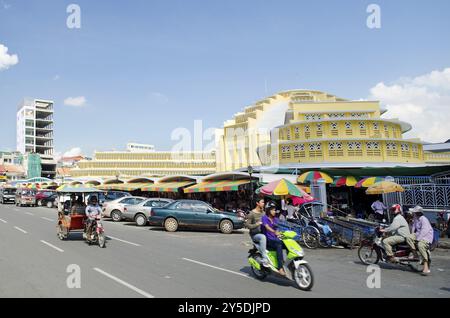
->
384, 184, 450, 210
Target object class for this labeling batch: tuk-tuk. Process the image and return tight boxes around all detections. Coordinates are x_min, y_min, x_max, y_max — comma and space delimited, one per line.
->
56, 184, 106, 248
15, 188, 37, 207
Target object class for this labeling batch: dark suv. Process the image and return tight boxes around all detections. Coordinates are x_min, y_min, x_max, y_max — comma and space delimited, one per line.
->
0, 187, 17, 204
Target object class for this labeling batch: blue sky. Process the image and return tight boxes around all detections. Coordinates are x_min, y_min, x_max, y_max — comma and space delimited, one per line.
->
1, 0, 449, 156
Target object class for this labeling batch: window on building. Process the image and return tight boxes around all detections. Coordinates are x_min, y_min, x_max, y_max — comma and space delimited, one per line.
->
411, 144, 420, 159
330, 122, 338, 136
328, 142, 343, 157
366, 142, 381, 156
294, 126, 300, 139
386, 142, 398, 157
316, 123, 323, 137
304, 124, 311, 139
347, 142, 362, 156
281, 145, 291, 159
293, 144, 305, 158
308, 143, 322, 158
401, 143, 411, 158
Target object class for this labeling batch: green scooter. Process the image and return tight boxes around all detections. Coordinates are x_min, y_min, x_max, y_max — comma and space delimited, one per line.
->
248, 231, 314, 291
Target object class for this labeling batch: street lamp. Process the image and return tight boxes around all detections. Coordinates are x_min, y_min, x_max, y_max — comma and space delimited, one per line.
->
248, 165, 254, 208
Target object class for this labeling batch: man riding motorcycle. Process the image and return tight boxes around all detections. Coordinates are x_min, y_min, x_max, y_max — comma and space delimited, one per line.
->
84, 196, 102, 240
379, 204, 411, 263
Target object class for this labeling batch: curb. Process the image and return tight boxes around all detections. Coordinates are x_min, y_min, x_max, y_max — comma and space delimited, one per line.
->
438, 241, 450, 249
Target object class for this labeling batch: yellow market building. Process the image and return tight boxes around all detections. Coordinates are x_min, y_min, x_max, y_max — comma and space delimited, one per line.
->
70, 150, 217, 179
215, 89, 450, 170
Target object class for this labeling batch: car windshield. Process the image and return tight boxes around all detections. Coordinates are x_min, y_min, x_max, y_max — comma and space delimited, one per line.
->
4, 189, 15, 194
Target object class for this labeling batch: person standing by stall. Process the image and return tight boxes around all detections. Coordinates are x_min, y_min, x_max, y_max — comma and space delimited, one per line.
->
371, 199, 387, 221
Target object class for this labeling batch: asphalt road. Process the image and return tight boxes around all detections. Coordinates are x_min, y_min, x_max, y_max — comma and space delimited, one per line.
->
0, 203, 449, 298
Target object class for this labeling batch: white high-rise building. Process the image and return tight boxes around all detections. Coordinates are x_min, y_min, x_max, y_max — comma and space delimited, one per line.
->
17, 98, 56, 178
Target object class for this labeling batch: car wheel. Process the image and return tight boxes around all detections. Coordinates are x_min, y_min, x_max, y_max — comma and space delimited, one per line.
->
111, 210, 122, 222
219, 219, 234, 234
37, 200, 43, 207
164, 217, 178, 232
47, 201, 53, 208
134, 214, 147, 226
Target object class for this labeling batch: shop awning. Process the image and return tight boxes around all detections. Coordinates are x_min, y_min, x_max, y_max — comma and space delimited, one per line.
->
184, 180, 250, 193
141, 181, 196, 192
97, 183, 153, 191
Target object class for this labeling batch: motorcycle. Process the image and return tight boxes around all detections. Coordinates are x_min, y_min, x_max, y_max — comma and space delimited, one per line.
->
84, 215, 106, 248
248, 231, 314, 291
358, 227, 430, 272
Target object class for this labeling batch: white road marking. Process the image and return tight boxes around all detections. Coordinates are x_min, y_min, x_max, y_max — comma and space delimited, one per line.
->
0, 218, 7, 223
14, 226, 28, 234
182, 258, 250, 278
14, 208, 20, 212
40, 240, 64, 253
93, 268, 154, 298
107, 235, 141, 247
25, 212, 34, 216
41, 217, 55, 222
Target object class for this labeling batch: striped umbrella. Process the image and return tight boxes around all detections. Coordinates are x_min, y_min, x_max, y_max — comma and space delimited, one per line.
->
297, 171, 333, 184
259, 179, 308, 197
332, 176, 359, 187
355, 177, 385, 188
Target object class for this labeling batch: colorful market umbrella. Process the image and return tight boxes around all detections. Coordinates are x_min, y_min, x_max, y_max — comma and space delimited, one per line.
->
366, 181, 404, 195
291, 194, 315, 206
258, 179, 308, 197
297, 171, 333, 184
355, 177, 385, 188
332, 176, 359, 187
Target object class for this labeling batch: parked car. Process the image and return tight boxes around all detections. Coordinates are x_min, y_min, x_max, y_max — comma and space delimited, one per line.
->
0, 187, 17, 204
87, 191, 131, 206
148, 200, 245, 234
122, 198, 174, 226
15, 188, 37, 207
40, 193, 58, 208
36, 190, 56, 207
102, 196, 147, 221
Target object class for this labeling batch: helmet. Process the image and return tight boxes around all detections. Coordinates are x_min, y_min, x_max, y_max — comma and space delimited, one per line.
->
265, 201, 277, 213
390, 204, 402, 214
409, 205, 424, 214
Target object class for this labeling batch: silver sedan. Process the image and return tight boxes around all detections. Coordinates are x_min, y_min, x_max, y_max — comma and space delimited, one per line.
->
102, 196, 147, 221
122, 198, 174, 226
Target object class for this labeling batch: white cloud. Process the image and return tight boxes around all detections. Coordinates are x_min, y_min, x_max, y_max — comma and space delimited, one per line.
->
369, 67, 450, 143
0, 44, 18, 71
1, 1, 11, 9
53, 75, 60, 81
64, 96, 86, 107
149, 92, 169, 104
63, 147, 83, 158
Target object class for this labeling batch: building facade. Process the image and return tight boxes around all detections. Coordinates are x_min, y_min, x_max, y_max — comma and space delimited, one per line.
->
16, 98, 56, 178
255, 90, 450, 168
70, 149, 217, 178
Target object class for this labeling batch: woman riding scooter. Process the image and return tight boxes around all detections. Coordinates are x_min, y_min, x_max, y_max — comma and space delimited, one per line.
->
262, 202, 286, 276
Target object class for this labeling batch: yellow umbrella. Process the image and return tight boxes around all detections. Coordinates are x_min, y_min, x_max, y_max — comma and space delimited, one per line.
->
366, 181, 404, 195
